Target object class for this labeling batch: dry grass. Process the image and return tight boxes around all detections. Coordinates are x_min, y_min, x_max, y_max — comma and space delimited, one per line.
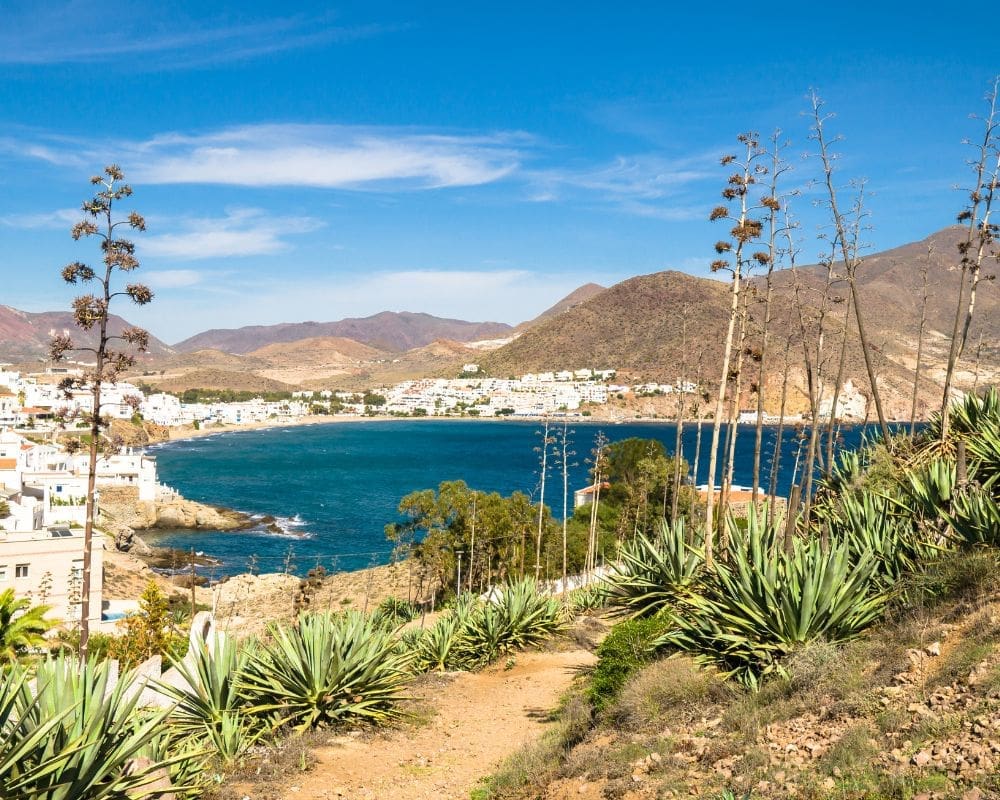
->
607, 656, 730, 732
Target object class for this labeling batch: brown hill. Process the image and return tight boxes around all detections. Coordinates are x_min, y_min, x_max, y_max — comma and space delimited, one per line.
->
173, 311, 514, 354
296, 338, 478, 391
482, 271, 731, 381
481, 227, 999, 419
248, 336, 386, 363
0, 306, 174, 361
148, 368, 299, 394
517, 282, 607, 329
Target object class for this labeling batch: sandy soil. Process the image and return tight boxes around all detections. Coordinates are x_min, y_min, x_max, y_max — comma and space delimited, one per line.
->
278, 646, 596, 800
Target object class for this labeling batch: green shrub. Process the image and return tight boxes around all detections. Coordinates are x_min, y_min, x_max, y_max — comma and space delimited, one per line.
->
1, 656, 195, 799
588, 614, 671, 712
660, 515, 890, 685
451, 581, 566, 669
160, 636, 261, 765
240, 610, 411, 731
372, 596, 419, 630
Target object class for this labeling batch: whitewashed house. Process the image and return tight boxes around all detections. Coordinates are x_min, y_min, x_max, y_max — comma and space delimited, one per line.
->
0, 526, 103, 626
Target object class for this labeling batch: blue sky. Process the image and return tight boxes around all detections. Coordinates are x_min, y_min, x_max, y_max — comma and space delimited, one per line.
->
0, 1, 996, 344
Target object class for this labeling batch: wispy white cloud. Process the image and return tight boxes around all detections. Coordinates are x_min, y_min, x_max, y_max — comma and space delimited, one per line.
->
0, 4, 394, 67
530, 153, 715, 200
143, 269, 204, 289
6, 124, 528, 191
526, 152, 716, 220
0, 208, 80, 229
140, 208, 324, 260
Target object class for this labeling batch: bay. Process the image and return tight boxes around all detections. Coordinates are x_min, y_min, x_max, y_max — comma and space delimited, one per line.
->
143, 418, 884, 578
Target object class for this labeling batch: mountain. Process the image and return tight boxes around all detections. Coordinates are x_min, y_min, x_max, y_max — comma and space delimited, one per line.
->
481, 227, 999, 418
481, 271, 731, 380
517, 282, 607, 329
0, 306, 175, 361
173, 312, 514, 354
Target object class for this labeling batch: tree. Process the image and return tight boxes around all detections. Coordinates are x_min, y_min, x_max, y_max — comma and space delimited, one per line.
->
106, 581, 183, 668
0, 588, 53, 663
50, 165, 152, 657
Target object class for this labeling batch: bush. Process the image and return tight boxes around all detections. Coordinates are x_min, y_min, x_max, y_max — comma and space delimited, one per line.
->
240, 610, 411, 731
660, 515, 890, 686
373, 596, 419, 629
588, 614, 671, 712
608, 655, 729, 731
603, 519, 702, 618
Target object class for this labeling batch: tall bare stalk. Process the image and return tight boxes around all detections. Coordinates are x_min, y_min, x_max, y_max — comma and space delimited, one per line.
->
909, 247, 932, 435
534, 417, 552, 580
940, 77, 1000, 438
671, 315, 689, 524
50, 166, 151, 657
810, 93, 889, 439
751, 132, 793, 506
703, 134, 766, 564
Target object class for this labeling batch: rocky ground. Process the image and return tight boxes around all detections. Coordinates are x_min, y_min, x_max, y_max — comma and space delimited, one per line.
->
533, 569, 1000, 799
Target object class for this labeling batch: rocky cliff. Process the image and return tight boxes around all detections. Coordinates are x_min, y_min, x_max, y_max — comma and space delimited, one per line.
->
98, 486, 251, 534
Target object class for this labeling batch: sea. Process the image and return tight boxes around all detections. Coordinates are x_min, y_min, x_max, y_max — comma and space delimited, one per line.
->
143, 418, 889, 579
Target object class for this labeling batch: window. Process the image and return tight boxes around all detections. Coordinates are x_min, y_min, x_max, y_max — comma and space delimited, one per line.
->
0, 566, 6, 580
15, 564, 28, 578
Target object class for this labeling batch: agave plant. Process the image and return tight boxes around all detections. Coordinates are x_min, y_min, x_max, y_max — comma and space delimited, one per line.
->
492, 579, 565, 649
568, 583, 609, 615
4, 655, 187, 800
903, 459, 956, 521
372, 597, 419, 630
603, 519, 703, 618
240, 610, 411, 731
823, 490, 942, 587
0, 665, 75, 791
942, 486, 1000, 548
660, 517, 889, 685
411, 613, 474, 672
159, 636, 261, 763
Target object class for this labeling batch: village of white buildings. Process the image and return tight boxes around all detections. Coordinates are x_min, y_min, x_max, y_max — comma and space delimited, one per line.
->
0, 360, 871, 633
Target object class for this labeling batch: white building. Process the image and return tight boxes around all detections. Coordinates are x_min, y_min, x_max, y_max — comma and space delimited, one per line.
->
140, 392, 183, 426
0, 526, 103, 626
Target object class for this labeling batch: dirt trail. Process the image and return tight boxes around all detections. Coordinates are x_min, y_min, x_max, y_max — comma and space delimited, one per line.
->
280, 647, 595, 800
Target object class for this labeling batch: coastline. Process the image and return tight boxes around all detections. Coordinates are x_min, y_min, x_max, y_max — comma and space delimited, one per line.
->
155, 412, 716, 446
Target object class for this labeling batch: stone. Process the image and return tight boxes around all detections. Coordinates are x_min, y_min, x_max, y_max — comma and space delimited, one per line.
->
926, 641, 941, 657
912, 750, 933, 767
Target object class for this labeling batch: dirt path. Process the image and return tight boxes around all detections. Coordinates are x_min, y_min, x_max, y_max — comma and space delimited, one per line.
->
280, 647, 596, 800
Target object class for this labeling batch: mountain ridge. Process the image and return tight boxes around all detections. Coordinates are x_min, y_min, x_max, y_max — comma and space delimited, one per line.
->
172, 311, 515, 354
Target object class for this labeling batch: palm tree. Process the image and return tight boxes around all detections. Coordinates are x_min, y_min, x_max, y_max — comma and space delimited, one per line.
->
0, 589, 53, 663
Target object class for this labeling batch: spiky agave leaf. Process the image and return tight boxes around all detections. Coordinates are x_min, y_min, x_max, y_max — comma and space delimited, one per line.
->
942, 486, 1000, 548
603, 519, 703, 618
823, 489, 943, 587
159, 636, 262, 762
240, 611, 411, 732
659, 520, 889, 685
6, 655, 185, 800
0, 665, 77, 789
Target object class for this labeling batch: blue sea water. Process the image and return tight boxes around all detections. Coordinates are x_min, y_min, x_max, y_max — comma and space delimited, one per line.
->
144, 419, 884, 578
